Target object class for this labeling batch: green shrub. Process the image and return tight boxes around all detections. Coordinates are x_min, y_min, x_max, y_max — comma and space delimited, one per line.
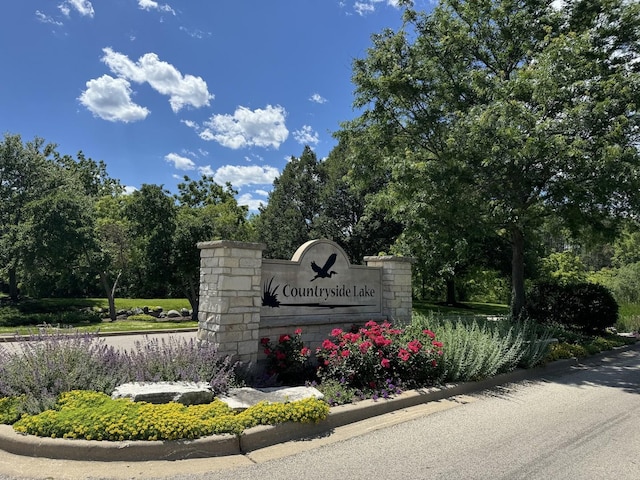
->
526, 282, 618, 332
260, 329, 313, 385
127, 314, 157, 322
0, 396, 25, 424
0, 307, 101, 327
11, 390, 329, 440
316, 321, 442, 392
408, 313, 553, 381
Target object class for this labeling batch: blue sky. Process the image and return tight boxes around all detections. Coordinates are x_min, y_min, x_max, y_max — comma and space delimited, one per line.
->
1, 1, 431, 211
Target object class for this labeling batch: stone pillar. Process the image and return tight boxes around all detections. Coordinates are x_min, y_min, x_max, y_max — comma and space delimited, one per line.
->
197, 240, 265, 365
363, 255, 414, 323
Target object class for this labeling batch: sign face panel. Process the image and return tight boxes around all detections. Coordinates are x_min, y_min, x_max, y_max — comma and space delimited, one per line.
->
261, 239, 382, 319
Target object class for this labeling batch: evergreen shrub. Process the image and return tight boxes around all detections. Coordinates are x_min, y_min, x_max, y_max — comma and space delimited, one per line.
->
526, 282, 619, 332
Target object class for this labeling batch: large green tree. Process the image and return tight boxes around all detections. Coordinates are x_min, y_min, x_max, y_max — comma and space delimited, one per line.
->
343, 0, 640, 315
255, 146, 325, 259
1, 134, 58, 300
173, 175, 250, 318
124, 184, 177, 298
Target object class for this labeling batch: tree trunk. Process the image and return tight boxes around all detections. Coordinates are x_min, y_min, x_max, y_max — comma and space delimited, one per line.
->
185, 276, 199, 321
99, 271, 120, 321
8, 266, 18, 302
445, 277, 457, 305
511, 227, 526, 319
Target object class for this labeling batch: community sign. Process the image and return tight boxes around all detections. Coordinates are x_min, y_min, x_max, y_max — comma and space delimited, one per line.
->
261, 239, 383, 320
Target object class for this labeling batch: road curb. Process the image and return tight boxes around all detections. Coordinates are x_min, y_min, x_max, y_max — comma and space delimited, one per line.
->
0, 342, 637, 461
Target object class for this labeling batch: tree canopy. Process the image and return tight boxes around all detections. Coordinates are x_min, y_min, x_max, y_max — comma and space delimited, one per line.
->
341, 0, 640, 315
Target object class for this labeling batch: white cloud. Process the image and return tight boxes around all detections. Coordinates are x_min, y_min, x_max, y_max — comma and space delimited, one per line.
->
35, 11, 63, 25
78, 75, 150, 122
138, 0, 176, 15
354, 2, 376, 15
101, 47, 213, 113
354, 0, 400, 15
293, 125, 320, 145
165, 152, 196, 170
255, 189, 269, 197
198, 165, 215, 176
179, 26, 211, 39
200, 105, 289, 149
123, 185, 138, 195
212, 165, 279, 187
310, 93, 327, 104
237, 193, 266, 212
59, 0, 95, 18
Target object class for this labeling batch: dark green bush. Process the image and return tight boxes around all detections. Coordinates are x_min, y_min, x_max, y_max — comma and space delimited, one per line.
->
526, 282, 618, 332
0, 307, 101, 327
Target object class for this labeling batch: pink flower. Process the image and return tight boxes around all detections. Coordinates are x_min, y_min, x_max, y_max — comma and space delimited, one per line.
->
322, 339, 338, 350
423, 329, 436, 339
381, 358, 390, 368
300, 347, 310, 356
365, 320, 378, 328
279, 334, 291, 343
398, 349, 410, 362
294, 328, 302, 335
341, 350, 350, 358
330, 328, 343, 337
343, 332, 361, 343
407, 340, 422, 353
359, 341, 372, 354
432, 341, 443, 348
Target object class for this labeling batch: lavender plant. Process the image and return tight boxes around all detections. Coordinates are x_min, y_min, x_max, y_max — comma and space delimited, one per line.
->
121, 336, 239, 395
0, 332, 239, 416
0, 332, 126, 413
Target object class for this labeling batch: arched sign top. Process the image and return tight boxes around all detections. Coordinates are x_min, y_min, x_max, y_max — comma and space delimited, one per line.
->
291, 239, 351, 267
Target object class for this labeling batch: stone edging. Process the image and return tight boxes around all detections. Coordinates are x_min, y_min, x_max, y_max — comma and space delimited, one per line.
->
0, 343, 637, 462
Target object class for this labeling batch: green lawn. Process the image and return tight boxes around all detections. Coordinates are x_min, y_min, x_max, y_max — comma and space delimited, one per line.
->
0, 298, 196, 336
413, 300, 510, 318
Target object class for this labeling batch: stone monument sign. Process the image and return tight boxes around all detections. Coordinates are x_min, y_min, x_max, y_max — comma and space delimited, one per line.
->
261, 239, 382, 321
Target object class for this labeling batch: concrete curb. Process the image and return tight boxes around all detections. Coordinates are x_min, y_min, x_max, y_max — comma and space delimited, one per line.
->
0, 342, 637, 462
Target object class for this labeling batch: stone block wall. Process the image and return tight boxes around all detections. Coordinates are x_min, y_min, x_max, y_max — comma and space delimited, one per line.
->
198, 241, 413, 365
363, 255, 414, 324
197, 241, 264, 365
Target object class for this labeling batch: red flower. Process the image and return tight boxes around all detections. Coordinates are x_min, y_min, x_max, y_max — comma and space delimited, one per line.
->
276, 351, 286, 360
300, 347, 310, 356
260, 337, 270, 346
407, 340, 422, 353
365, 320, 378, 328
341, 350, 350, 358
294, 328, 302, 335
423, 329, 436, 339
263, 348, 271, 355
381, 358, 390, 368
330, 328, 343, 337
431, 359, 438, 368
279, 334, 291, 343
432, 341, 443, 348
322, 339, 338, 350
398, 349, 410, 362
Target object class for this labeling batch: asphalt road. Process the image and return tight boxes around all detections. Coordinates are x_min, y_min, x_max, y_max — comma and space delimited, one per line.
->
0, 339, 638, 480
